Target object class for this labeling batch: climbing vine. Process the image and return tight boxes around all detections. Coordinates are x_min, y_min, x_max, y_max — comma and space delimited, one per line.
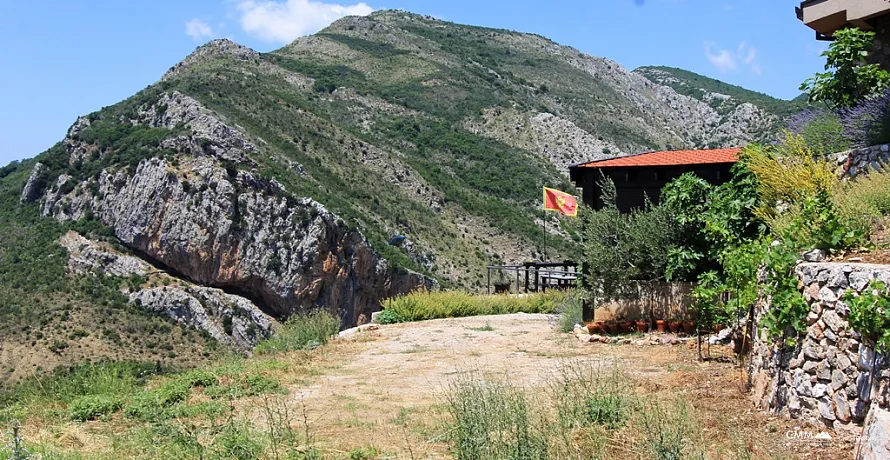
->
759, 241, 809, 345
844, 280, 890, 352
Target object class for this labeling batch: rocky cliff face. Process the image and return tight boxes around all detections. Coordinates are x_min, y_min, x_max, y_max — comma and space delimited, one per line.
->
58, 230, 275, 351
23, 91, 432, 340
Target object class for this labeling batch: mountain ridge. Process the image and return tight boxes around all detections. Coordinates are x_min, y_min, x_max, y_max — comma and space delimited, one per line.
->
0, 9, 804, 378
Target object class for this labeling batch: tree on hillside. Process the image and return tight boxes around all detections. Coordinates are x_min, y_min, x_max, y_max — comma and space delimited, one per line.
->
801, 28, 890, 109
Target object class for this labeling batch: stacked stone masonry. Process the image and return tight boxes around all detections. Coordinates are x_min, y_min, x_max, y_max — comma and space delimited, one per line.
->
835, 143, 890, 178
749, 263, 889, 433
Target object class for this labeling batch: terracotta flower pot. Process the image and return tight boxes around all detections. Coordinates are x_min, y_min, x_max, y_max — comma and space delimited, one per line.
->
620, 321, 633, 334
635, 321, 649, 333
668, 321, 682, 334
604, 321, 619, 335
682, 321, 695, 335
655, 320, 667, 333
587, 323, 602, 334
713, 323, 726, 334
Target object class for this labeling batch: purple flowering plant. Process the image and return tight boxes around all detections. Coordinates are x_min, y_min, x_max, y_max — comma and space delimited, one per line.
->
840, 89, 890, 148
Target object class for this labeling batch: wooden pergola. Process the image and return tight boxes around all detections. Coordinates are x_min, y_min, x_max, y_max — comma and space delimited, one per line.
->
485, 261, 579, 294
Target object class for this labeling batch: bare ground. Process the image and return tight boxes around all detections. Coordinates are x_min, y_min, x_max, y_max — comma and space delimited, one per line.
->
240, 313, 858, 459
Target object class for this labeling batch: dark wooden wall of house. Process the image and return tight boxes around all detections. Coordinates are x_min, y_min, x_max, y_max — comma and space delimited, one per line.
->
572, 163, 735, 213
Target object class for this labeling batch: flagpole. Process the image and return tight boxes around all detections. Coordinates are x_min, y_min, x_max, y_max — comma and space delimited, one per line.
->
542, 186, 547, 263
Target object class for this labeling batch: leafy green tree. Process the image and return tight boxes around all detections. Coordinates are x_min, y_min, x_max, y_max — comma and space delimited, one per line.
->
801, 28, 890, 108
581, 177, 679, 304
660, 159, 764, 282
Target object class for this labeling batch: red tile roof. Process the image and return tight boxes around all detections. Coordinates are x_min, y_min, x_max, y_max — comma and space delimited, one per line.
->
573, 148, 742, 168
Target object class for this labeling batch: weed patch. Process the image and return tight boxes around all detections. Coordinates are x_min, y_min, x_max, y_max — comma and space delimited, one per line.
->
383, 291, 567, 322
68, 395, 122, 421
255, 310, 339, 355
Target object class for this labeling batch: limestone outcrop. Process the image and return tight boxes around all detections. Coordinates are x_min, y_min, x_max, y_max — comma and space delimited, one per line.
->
58, 230, 275, 351
25, 91, 432, 337
131, 286, 274, 351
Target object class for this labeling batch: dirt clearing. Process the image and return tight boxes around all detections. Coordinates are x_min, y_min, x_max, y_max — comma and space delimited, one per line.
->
249, 313, 856, 459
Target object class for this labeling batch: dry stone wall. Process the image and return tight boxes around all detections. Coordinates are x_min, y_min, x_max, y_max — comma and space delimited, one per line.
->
749, 263, 890, 456
834, 143, 890, 178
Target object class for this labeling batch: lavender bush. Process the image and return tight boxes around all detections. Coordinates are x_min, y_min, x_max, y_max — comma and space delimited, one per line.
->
778, 108, 850, 158
840, 89, 890, 148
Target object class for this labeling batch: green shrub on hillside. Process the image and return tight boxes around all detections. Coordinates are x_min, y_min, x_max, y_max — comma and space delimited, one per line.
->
68, 395, 123, 421
375, 308, 407, 325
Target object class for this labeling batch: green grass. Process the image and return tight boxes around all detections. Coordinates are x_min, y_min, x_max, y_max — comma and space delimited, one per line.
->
446, 371, 549, 459
834, 166, 890, 244
467, 321, 495, 332
381, 290, 570, 322
637, 397, 704, 460
556, 293, 583, 333
253, 310, 340, 355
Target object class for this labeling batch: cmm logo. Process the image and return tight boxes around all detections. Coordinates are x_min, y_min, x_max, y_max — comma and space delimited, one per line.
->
785, 430, 833, 443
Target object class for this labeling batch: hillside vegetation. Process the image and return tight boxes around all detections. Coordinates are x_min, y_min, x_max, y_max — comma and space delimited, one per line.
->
0, 10, 803, 374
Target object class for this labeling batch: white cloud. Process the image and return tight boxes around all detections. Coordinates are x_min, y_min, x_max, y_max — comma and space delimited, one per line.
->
237, 0, 373, 44
185, 18, 215, 41
705, 40, 762, 76
705, 41, 738, 73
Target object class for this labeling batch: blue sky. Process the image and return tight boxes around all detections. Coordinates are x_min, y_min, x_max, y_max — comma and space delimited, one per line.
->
0, 0, 827, 165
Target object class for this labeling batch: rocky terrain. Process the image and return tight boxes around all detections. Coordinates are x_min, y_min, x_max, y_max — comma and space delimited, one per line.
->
0, 10, 804, 372
635, 66, 809, 145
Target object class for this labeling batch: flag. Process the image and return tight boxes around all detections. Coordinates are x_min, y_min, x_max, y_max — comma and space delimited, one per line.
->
543, 187, 578, 217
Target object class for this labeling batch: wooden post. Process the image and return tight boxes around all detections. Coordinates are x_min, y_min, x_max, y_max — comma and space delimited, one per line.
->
487, 267, 491, 295
581, 261, 593, 322
515, 268, 520, 294
524, 264, 530, 293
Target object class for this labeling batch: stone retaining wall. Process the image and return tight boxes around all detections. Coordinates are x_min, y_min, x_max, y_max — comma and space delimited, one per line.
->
749, 263, 890, 447
835, 143, 890, 178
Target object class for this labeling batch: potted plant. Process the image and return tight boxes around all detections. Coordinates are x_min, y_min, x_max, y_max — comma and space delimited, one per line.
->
668, 318, 682, 334
604, 321, 619, 335
682, 320, 696, 335
619, 320, 633, 334
635, 319, 649, 333
655, 319, 667, 333
587, 322, 602, 334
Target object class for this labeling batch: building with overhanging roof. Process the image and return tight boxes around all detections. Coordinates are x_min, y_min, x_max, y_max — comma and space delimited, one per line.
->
568, 148, 742, 213
796, 0, 890, 40
796, 0, 890, 69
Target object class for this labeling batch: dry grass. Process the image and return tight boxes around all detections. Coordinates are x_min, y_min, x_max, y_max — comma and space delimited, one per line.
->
3, 314, 859, 459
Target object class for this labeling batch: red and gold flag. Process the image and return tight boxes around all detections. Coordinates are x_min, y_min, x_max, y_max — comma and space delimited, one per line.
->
543, 187, 578, 217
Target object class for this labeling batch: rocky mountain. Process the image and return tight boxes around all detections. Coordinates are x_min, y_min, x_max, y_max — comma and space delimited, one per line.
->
635, 66, 808, 144
0, 10, 803, 376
